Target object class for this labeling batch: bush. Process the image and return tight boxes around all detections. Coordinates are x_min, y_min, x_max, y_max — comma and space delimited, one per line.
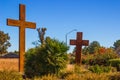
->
109, 73, 120, 80
109, 58, 120, 71
0, 70, 22, 80
59, 70, 74, 79
68, 54, 75, 64
88, 53, 119, 66
25, 38, 69, 77
89, 65, 111, 74
82, 54, 94, 65
89, 65, 103, 74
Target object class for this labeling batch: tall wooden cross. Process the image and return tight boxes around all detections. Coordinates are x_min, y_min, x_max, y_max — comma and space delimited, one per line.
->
7, 4, 36, 73
70, 32, 89, 65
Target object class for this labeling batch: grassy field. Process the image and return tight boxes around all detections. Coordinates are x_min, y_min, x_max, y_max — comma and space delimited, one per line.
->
0, 64, 119, 80
33, 64, 120, 80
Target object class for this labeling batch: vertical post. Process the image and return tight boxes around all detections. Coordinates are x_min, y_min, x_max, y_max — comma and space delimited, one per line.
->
19, 4, 25, 73
7, 4, 36, 73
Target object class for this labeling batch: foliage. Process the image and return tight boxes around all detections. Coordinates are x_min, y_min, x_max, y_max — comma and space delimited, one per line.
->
0, 30, 11, 55
109, 58, 120, 71
65, 72, 110, 80
82, 46, 89, 55
82, 41, 116, 55
109, 58, 120, 67
82, 47, 120, 74
89, 65, 111, 74
31, 64, 119, 80
76, 41, 100, 55
13, 50, 19, 54
113, 39, 120, 50
98, 47, 107, 54
25, 37, 69, 77
88, 41, 100, 54
109, 73, 120, 80
82, 49, 119, 65
82, 54, 93, 64
32, 72, 120, 80
0, 70, 22, 80
68, 53, 75, 64
83, 51, 120, 66
58, 70, 74, 79
57, 64, 81, 79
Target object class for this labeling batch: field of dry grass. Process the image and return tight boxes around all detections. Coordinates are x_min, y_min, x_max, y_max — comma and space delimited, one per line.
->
32, 64, 120, 80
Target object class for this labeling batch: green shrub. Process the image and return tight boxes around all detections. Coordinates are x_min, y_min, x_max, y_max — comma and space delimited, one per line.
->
89, 53, 119, 66
103, 66, 111, 73
109, 73, 120, 80
109, 58, 120, 66
0, 70, 22, 80
89, 65, 111, 74
109, 58, 120, 71
82, 54, 94, 65
25, 37, 69, 77
59, 70, 74, 79
117, 64, 120, 71
89, 65, 103, 74
69, 55, 75, 64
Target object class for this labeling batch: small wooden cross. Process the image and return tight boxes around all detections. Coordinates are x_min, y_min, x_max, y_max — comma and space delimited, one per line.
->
70, 32, 89, 65
7, 4, 36, 73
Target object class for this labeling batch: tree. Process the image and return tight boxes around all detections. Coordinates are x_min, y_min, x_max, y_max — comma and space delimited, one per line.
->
25, 37, 69, 77
37, 27, 47, 44
98, 47, 106, 54
32, 27, 47, 47
82, 46, 89, 55
13, 50, 19, 54
73, 41, 100, 54
88, 41, 100, 54
0, 30, 11, 55
113, 40, 120, 50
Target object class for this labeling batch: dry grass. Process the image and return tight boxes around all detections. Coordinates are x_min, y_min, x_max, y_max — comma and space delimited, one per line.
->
65, 72, 107, 80
66, 64, 89, 73
30, 64, 120, 80
64, 64, 120, 80
33, 74, 58, 80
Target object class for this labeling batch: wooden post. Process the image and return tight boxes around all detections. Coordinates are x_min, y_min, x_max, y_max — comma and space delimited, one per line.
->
7, 4, 36, 73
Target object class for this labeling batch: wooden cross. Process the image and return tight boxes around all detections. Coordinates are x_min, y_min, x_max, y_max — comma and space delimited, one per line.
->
7, 4, 36, 73
70, 32, 89, 65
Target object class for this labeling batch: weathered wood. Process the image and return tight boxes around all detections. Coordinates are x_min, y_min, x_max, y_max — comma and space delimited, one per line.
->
70, 32, 89, 65
7, 4, 36, 73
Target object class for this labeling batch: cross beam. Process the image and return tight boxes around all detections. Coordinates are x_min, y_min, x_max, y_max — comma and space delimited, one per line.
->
70, 32, 89, 65
7, 4, 36, 73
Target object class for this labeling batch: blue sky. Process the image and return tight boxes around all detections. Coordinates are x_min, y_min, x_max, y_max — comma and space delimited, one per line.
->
0, 0, 120, 52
